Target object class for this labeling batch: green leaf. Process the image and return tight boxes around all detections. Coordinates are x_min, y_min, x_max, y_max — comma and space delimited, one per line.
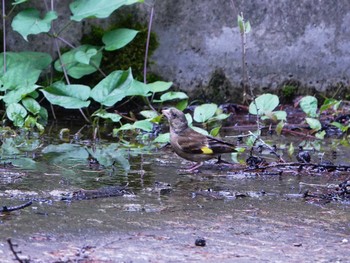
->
273, 110, 287, 121
320, 98, 341, 113
276, 120, 285, 135
133, 120, 153, 132
210, 126, 221, 137
113, 120, 153, 134
176, 100, 188, 111
305, 117, 322, 131
6, 103, 27, 127
140, 110, 158, 119
315, 130, 326, 140
153, 133, 170, 143
92, 109, 122, 122
300, 96, 318, 117
249, 94, 279, 115
3, 84, 40, 104
288, 142, 294, 157
209, 113, 230, 122
12, 0, 28, 5
245, 21, 251, 33
22, 97, 41, 115
24, 115, 37, 128
74, 48, 97, 64
38, 106, 48, 126
90, 69, 134, 106
148, 81, 173, 93
103, 28, 139, 51
191, 126, 209, 136
41, 82, 91, 109
11, 9, 57, 41
237, 15, 244, 32
194, 103, 218, 123
54, 45, 102, 79
0, 63, 41, 90
70, 0, 143, 21
129, 79, 150, 96
154, 91, 188, 103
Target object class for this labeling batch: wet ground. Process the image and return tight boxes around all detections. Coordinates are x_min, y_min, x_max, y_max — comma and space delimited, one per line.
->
0, 127, 349, 262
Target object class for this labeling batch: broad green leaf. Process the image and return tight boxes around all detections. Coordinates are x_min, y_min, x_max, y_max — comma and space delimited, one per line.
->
22, 97, 41, 115
273, 110, 287, 121
86, 145, 130, 171
140, 110, 158, 119
42, 144, 89, 164
70, 0, 144, 21
191, 126, 208, 136
103, 28, 139, 51
153, 132, 170, 143
133, 120, 153, 132
0, 63, 41, 90
41, 82, 91, 109
306, 117, 322, 131
6, 103, 27, 127
11, 9, 57, 41
92, 109, 122, 122
176, 99, 188, 111
194, 103, 218, 123
148, 81, 173, 93
300, 96, 318, 117
128, 79, 150, 96
3, 84, 40, 104
154, 91, 188, 102
54, 45, 102, 79
74, 48, 97, 64
90, 69, 134, 106
249, 94, 279, 115
0, 52, 52, 72
209, 113, 230, 122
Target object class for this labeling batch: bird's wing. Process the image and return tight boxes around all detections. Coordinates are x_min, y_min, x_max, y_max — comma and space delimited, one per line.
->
176, 130, 235, 155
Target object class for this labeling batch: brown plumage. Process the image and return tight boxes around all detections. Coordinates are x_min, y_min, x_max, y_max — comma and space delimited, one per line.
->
162, 107, 236, 171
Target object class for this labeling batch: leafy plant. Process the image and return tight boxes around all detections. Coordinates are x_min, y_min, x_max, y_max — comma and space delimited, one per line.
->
299, 96, 325, 139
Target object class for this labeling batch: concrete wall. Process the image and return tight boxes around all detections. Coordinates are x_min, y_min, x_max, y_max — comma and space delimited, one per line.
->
146, 0, 350, 102
3, 0, 350, 103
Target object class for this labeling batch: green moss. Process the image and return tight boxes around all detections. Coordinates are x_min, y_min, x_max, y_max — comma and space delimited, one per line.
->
281, 85, 297, 100
81, 15, 159, 82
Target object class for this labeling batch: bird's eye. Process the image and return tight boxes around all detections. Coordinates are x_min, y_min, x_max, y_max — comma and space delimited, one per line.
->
171, 112, 177, 118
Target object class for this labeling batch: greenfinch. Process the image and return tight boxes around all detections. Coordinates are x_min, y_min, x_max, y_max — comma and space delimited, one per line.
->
162, 107, 236, 171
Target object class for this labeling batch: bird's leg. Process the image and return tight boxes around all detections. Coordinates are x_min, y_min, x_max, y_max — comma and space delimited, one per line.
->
215, 155, 234, 166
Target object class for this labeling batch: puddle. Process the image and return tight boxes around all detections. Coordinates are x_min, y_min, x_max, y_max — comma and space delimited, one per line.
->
0, 130, 349, 262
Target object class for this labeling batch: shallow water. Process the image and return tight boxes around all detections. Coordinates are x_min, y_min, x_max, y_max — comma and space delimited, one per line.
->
0, 131, 349, 262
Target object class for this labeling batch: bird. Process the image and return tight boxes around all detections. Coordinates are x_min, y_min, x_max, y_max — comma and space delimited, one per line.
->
162, 107, 236, 171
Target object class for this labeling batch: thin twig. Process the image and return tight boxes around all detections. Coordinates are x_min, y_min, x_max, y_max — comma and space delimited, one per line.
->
0, 200, 32, 212
143, 2, 157, 112
248, 131, 285, 162
2, 0, 7, 73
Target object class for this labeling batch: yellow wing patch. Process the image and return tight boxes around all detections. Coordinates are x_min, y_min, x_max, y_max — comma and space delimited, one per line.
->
201, 146, 213, 154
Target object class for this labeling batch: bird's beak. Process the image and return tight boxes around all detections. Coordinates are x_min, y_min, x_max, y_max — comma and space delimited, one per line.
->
162, 109, 170, 119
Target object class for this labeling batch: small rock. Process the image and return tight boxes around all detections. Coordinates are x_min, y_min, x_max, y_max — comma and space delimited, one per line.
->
195, 237, 206, 247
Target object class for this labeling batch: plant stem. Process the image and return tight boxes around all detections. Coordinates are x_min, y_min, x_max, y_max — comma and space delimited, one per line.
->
143, 4, 154, 84
2, 0, 6, 73
143, 2, 157, 112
